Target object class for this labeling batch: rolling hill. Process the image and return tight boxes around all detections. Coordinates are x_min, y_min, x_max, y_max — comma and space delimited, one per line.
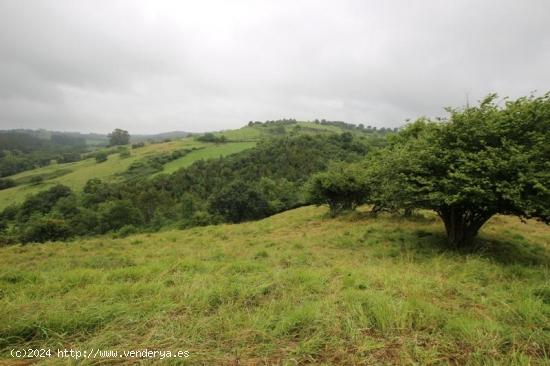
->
0, 206, 548, 364
0, 137, 255, 210
0, 121, 382, 211
1, 117, 545, 364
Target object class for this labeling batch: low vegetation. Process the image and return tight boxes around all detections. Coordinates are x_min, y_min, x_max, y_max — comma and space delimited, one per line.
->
0, 133, 371, 243
0, 131, 87, 177
0, 206, 548, 364
0, 137, 252, 210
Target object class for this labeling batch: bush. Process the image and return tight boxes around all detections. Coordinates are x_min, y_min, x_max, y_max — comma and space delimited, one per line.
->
0, 234, 17, 246
307, 162, 370, 217
18, 184, 73, 222
95, 151, 108, 163
99, 200, 143, 233
0, 178, 15, 190
53, 196, 80, 219
1, 205, 19, 221
29, 175, 44, 185
68, 208, 99, 236
132, 142, 145, 149
117, 224, 138, 237
208, 180, 272, 223
195, 133, 227, 143
179, 211, 220, 229
257, 177, 302, 213
21, 217, 71, 243
58, 152, 81, 163
119, 148, 131, 159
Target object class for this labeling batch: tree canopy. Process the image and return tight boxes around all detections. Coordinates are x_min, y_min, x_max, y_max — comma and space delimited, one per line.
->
108, 128, 130, 146
307, 162, 370, 217
366, 94, 550, 247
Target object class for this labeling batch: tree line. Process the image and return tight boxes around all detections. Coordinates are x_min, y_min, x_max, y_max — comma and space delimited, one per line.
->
308, 94, 549, 248
0, 128, 132, 183
0, 132, 87, 181
0, 133, 372, 243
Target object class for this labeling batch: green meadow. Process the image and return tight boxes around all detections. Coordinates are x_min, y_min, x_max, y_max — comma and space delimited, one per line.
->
213, 122, 351, 142
160, 141, 256, 175
0, 138, 253, 210
0, 121, 374, 210
1, 206, 548, 365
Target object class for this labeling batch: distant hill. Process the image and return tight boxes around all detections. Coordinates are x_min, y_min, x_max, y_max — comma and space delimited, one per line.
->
0, 121, 393, 210
3, 129, 194, 145
131, 131, 190, 143
208, 120, 396, 143
5, 129, 109, 146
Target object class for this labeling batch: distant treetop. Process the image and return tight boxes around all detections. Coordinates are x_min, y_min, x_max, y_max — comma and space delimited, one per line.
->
108, 129, 130, 146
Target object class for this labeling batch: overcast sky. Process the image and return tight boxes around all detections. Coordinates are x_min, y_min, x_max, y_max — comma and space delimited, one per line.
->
0, 0, 549, 134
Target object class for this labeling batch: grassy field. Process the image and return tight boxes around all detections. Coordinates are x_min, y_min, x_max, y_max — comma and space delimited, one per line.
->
0, 206, 548, 365
160, 141, 256, 175
0, 139, 254, 210
214, 122, 351, 142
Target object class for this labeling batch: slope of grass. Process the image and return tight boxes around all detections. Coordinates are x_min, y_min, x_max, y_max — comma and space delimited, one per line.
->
0, 139, 255, 210
214, 121, 358, 142
0, 206, 548, 364
160, 141, 256, 175
0, 123, 366, 210
214, 126, 266, 141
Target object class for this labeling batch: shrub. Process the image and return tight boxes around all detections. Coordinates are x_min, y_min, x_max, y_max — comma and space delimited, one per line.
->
307, 162, 370, 217
18, 184, 73, 222
68, 208, 99, 236
257, 177, 302, 213
117, 225, 138, 237
58, 152, 81, 163
1, 205, 19, 221
29, 175, 44, 185
195, 133, 227, 143
0, 178, 15, 190
119, 148, 131, 159
53, 196, 80, 219
208, 180, 271, 223
21, 217, 71, 243
99, 200, 143, 233
95, 151, 108, 163
0, 234, 17, 246
180, 211, 220, 229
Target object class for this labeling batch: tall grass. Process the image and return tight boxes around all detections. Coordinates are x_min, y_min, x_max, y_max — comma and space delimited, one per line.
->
0, 206, 548, 364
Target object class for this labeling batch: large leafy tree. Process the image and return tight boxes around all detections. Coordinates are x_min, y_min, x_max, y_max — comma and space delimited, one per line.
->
108, 128, 130, 146
369, 94, 549, 248
307, 162, 370, 217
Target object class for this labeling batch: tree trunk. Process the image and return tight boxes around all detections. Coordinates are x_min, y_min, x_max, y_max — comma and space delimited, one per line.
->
438, 206, 492, 249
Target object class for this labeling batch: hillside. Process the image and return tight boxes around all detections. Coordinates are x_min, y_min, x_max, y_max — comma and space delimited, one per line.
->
213, 120, 390, 142
0, 121, 383, 211
0, 138, 255, 210
0, 206, 548, 364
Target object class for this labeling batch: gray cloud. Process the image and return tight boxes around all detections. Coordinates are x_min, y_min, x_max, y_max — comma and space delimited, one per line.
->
0, 0, 549, 134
